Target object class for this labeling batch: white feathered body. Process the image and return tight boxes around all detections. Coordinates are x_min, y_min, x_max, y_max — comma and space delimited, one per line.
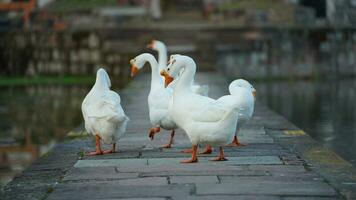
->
217, 87, 254, 134
170, 91, 238, 146
82, 70, 129, 144
148, 86, 177, 130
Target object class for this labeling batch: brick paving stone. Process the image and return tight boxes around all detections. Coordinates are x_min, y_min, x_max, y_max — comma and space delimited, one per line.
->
170, 176, 219, 184
63, 167, 139, 181
47, 183, 194, 200
74, 158, 148, 168
196, 178, 337, 196
116, 177, 168, 186
282, 197, 341, 200
117, 163, 246, 173
182, 195, 282, 200
223, 156, 283, 165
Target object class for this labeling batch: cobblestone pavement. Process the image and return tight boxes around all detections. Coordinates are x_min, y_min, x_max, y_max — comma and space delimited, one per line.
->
3, 72, 356, 200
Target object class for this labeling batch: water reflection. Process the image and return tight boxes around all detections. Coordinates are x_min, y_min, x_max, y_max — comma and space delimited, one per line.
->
0, 85, 90, 187
255, 79, 356, 166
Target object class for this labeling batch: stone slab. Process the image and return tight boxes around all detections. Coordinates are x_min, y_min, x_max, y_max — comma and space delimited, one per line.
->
74, 158, 147, 168
63, 167, 139, 181
47, 183, 194, 200
196, 178, 336, 196
170, 176, 219, 184
182, 195, 281, 200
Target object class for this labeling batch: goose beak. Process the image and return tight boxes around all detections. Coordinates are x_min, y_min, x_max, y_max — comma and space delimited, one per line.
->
252, 90, 257, 101
130, 60, 139, 77
146, 40, 154, 49
160, 70, 174, 88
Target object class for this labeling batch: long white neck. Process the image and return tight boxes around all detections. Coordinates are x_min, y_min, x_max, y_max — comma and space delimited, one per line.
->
93, 71, 109, 92
174, 57, 196, 95
140, 53, 164, 89
156, 45, 168, 72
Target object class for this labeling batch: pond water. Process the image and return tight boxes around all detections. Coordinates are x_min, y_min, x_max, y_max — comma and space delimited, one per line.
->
0, 85, 90, 188
254, 78, 356, 166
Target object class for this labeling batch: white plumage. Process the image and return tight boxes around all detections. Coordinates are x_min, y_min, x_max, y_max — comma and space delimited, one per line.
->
130, 53, 177, 148
217, 79, 256, 146
82, 68, 129, 155
162, 55, 239, 163
147, 40, 210, 96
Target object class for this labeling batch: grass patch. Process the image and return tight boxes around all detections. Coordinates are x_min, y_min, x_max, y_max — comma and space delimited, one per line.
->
0, 75, 95, 86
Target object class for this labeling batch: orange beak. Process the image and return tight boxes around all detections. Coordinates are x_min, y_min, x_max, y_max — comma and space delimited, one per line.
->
252, 90, 257, 101
160, 70, 174, 88
130, 59, 139, 77
146, 40, 154, 49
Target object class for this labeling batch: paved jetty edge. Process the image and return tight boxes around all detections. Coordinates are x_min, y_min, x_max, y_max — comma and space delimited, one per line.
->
2, 71, 356, 200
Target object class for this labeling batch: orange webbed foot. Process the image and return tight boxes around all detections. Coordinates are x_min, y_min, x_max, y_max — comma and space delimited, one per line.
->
180, 158, 198, 163
85, 150, 103, 156
210, 146, 228, 161
227, 142, 247, 147
227, 136, 247, 147
210, 157, 228, 161
199, 145, 212, 154
161, 143, 172, 148
102, 149, 115, 154
160, 130, 174, 148
148, 127, 161, 140
180, 144, 198, 164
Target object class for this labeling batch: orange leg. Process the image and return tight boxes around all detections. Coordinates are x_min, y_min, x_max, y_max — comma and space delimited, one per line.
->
148, 127, 161, 140
161, 130, 175, 148
210, 146, 228, 161
199, 145, 213, 154
86, 135, 103, 156
227, 136, 247, 147
103, 143, 116, 154
180, 144, 198, 163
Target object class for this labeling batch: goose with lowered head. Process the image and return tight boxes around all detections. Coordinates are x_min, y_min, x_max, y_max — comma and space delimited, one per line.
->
130, 53, 177, 148
160, 54, 239, 163
82, 68, 129, 155
225, 79, 256, 146
202, 79, 256, 152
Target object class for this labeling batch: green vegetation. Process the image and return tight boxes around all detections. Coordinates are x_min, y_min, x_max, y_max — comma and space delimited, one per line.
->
46, 0, 119, 12
219, 0, 290, 10
0, 75, 95, 86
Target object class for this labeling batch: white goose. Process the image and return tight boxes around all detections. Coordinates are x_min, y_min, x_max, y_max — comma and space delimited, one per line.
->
147, 40, 209, 96
82, 68, 129, 155
130, 53, 177, 148
224, 79, 256, 146
198, 79, 256, 153
160, 55, 239, 163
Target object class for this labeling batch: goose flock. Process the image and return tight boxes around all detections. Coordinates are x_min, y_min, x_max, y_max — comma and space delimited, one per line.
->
82, 40, 256, 163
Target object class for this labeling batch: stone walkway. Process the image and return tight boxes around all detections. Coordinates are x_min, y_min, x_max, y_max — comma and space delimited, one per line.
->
3, 72, 356, 200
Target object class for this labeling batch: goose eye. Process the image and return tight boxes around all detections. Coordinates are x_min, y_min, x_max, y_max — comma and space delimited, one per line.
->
167, 68, 170, 71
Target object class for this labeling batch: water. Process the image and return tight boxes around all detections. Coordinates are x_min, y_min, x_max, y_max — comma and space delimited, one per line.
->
254, 79, 356, 166
0, 85, 90, 188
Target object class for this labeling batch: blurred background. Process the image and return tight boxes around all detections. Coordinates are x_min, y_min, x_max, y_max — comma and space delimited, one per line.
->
0, 0, 355, 190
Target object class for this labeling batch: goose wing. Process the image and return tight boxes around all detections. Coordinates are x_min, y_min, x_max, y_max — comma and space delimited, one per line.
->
185, 95, 229, 123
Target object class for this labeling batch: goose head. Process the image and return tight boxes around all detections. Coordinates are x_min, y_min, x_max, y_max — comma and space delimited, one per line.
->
130, 54, 149, 77
160, 54, 185, 87
96, 68, 111, 89
147, 39, 165, 51
229, 79, 256, 100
